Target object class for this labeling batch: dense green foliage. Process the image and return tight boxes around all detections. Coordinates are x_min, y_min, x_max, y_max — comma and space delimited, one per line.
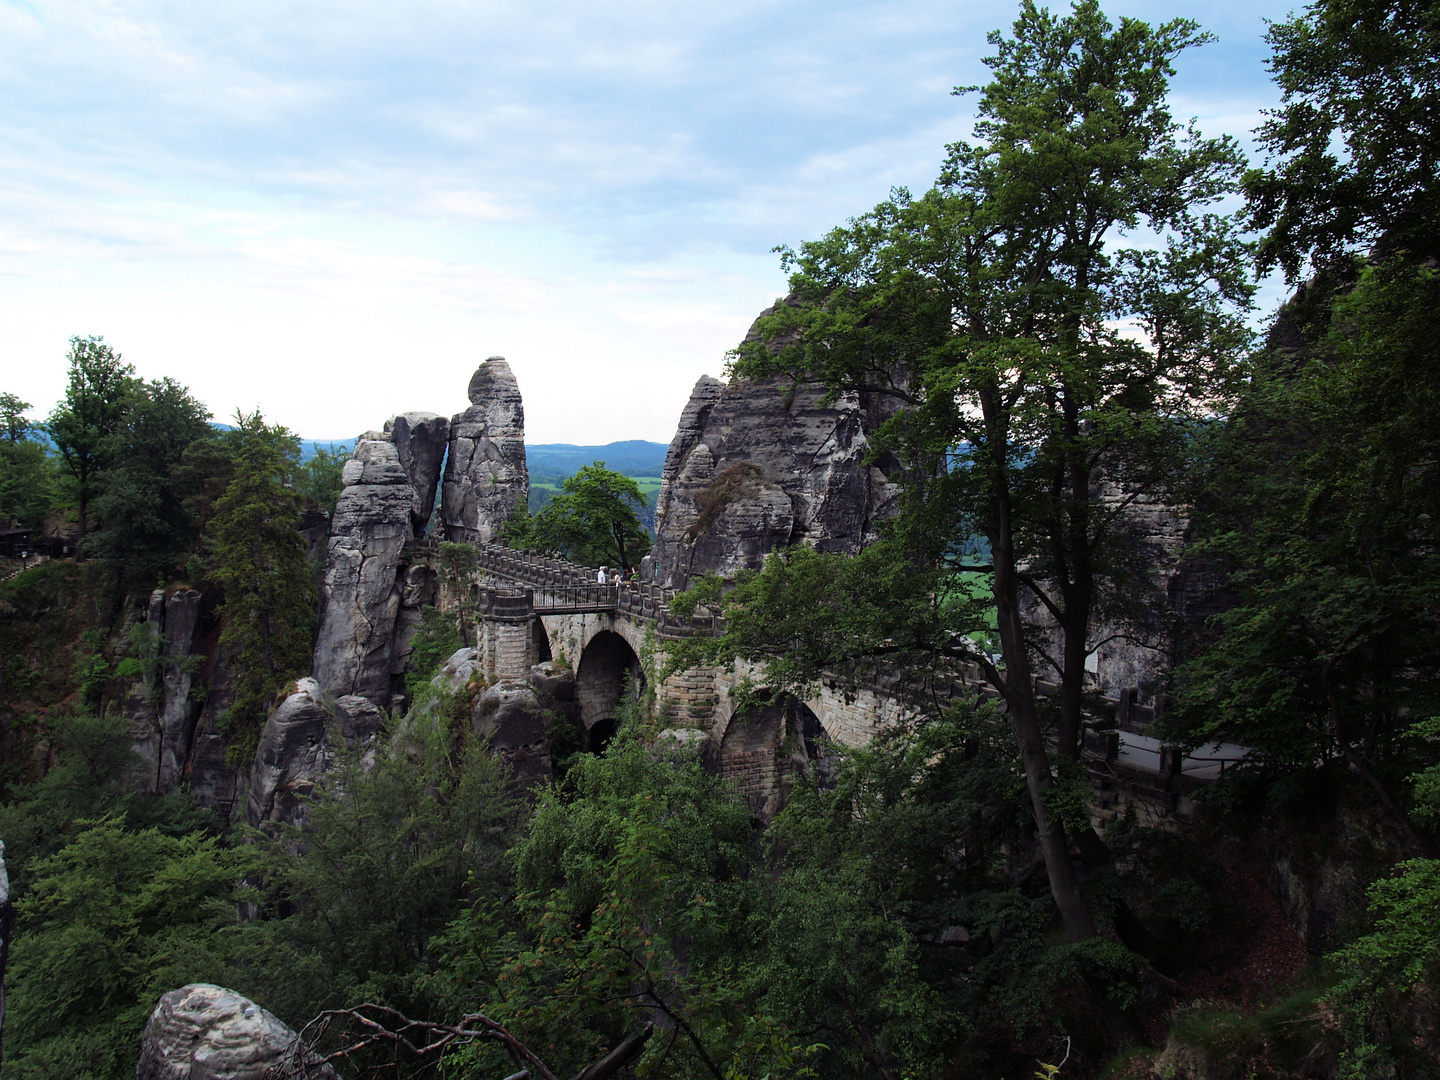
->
207, 411, 317, 757
85, 377, 214, 582
1245, 0, 1440, 278
0, 394, 58, 534
298, 442, 348, 515
45, 337, 135, 555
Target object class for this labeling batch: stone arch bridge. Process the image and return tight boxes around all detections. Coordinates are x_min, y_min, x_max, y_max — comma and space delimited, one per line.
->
471, 544, 1239, 822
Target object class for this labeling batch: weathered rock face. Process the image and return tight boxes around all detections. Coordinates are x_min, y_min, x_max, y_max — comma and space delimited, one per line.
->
441, 357, 529, 544
312, 435, 415, 704
185, 639, 248, 827
472, 678, 553, 788
385, 411, 450, 532
652, 313, 903, 588
246, 677, 386, 832
136, 983, 337, 1080
128, 587, 206, 794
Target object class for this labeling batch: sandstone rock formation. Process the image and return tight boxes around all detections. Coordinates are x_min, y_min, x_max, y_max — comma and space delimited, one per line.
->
651, 306, 903, 588
471, 678, 553, 788
136, 983, 336, 1080
385, 411, 450, 532
186, 640, 247, 827
246, 677, 386, 832
441, 357, 529, 544
312, 435, 419, 705
128, 586, 206, 793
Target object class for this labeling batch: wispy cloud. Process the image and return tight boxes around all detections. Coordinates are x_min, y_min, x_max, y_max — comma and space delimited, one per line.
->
2, 0, 1301, 442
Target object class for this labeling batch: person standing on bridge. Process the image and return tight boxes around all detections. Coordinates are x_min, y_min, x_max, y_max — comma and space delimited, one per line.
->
597, 566, 608, 585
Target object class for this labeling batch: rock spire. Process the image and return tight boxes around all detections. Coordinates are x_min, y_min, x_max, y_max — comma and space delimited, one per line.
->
441, 356, 529, 544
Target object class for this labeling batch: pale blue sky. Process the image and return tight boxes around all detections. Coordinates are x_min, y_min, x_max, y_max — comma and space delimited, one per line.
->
2, 0, 1297, 443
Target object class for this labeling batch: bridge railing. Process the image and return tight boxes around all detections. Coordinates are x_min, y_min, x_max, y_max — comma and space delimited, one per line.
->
474, 543, 723, 634
532, 583, 619, 612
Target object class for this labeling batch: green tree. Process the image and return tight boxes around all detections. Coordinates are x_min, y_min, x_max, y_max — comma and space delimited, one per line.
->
299, 442, 348, 515
241, 711, 521, 1029
0, 392, 33, 444
1168, 267, 1440, 857
45, 338, 136, 556
1244, 0, 1440, 279
728, 0, 1252, 951
1169, 0, 1440, 855
86, 377, 213, 582
474, 733, 811, 1080
525, 463, 651, 570
0, 395, 56, 533
208, 411, 315, 756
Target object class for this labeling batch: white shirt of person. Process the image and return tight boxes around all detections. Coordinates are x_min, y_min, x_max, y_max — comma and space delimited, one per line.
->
597, 568, 608, 584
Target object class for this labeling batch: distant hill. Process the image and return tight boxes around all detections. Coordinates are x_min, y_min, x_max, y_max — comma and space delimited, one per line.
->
526, 440, 668, 483
211, 423, 354, 463
292, 437, 669, 475
300, 438, 353, 462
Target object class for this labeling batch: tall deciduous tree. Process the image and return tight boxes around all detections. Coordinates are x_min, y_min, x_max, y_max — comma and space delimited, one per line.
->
1244, 0, 1440, 279
86, 377, 212, 583
45, 338, 135, 556
0, 393, 32, 444
208, 411, 315, 757
727, 0, 1253, 950
1170, 0, 1440, 857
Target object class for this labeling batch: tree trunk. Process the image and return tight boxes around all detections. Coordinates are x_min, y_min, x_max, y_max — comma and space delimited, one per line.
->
990, 471, 1097, 944
1056, 384, 1093, 761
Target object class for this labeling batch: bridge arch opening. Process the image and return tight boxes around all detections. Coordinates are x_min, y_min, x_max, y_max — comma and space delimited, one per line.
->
576, 629, 644, 754
532, 617, 552, 663
720, 692, 835, 816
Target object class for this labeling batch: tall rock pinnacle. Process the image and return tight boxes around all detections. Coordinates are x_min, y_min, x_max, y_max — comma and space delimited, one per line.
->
441, 356, 529, 544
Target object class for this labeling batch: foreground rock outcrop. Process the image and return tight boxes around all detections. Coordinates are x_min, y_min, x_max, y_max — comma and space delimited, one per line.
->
651, 306, 904, 588
441, 357, 529, 544
136, 983, 337, 1080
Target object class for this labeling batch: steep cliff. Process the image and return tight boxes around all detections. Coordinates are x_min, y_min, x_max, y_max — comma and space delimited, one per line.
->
651, 306, 903, 588
311, 436, 416, 706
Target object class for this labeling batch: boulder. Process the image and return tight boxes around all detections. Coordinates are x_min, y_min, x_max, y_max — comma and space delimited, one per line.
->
246, 678, 386, 832
136, 983, 337, 1080
441, 357, 529, 544
529, 659, 575, 703
652, 305, 904, 588
437, 646, 483, 691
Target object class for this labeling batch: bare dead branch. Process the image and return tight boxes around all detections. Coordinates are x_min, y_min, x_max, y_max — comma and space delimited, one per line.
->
265, 1002, 649, 1080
